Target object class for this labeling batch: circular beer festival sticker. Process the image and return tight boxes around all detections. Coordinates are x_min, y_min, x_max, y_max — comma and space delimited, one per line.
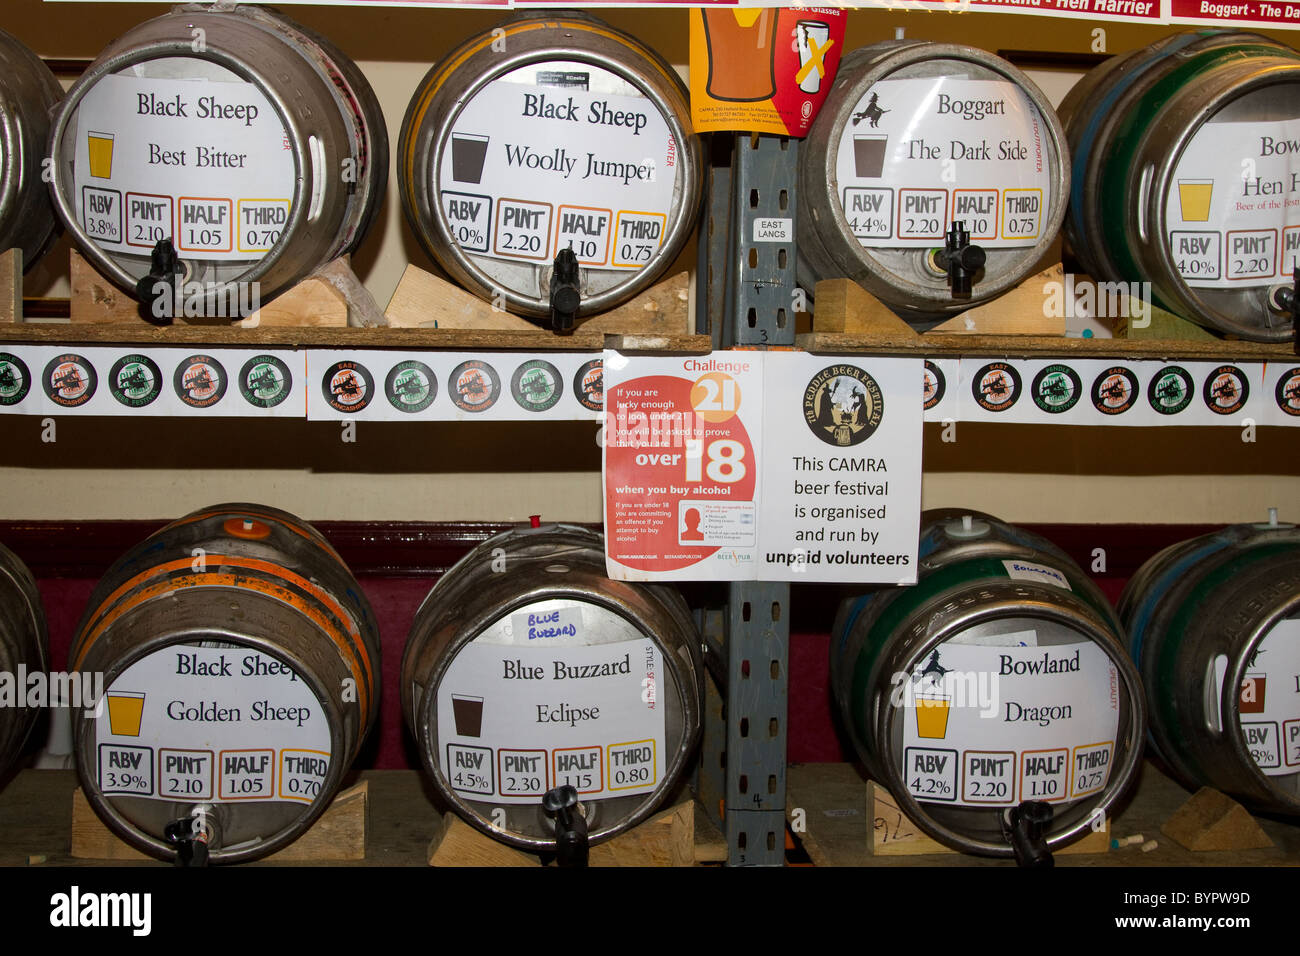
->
0, 352, 32, 406
922, 360, 945, 411
322, 361, 374, 414
43, 353, 97, 408
174, 355, 227, 409
109, 354, 163, 408
450, 360, 501, 413
385, 360, 438, 414
1203, 364, 1248, 416
1147, 366, 1194, 416
1090, 366, 1138, 416
972, 362, 1021, 413
239, 355, 293, 409
574, 359, 604, 412
1275, 366, 1300, 418
802, 364, 884, 446
1031, 364, 1081, 414
511, 359, 563, 413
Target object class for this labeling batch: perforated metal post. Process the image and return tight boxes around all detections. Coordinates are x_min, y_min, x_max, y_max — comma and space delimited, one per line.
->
723, 134, 799, 348
714, 134, 797, 865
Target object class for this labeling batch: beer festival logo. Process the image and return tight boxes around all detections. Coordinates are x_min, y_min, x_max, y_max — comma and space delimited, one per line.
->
972, 362, 1021, 413
239, 355, 293, 409
1275, 366, 1300, 418
109, 354, 163, 408
1203, 364, 1248, 416
1031, 364, 1081, 414
323, 361, 374, 414
174, 354, 227, 409
450, 360, 501, 413
802, 364, 883, 446
922, 360, 945, 411
44, 353, 97, 408
0, 352, 32, 406
385, 360, 438, 414
574, 359, 604, 412
511, 359, 563, 413
1147, 366, 1194, 416
1090, 366, 1138, 416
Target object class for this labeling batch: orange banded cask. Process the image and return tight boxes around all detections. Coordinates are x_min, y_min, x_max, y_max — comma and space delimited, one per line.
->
71, 503, 378, 864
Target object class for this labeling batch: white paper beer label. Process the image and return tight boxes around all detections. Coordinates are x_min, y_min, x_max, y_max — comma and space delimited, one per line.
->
1001, 560, 1072, 591
73, 64, 294, 262
834, 77, 1052, 249
1166, 116, 1300, 289
94, 645, 331, 805
1224, 618, 1300, 776
439, 63, 678, 272
899, 638, 1120, 808
435, 599, 666, 805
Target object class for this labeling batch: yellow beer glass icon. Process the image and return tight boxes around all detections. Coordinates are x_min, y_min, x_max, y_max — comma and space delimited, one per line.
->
1177, 179, 1213, 222
914, 693, 951, 739
106, 691, 145, 737
87, 131, 115, 179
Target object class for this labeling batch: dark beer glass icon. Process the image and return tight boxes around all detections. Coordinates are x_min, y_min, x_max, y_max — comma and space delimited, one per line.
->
451, 694, 485, 736
702, 9, 778, 103
450, 133, 490, 184
853, 134, 888, 178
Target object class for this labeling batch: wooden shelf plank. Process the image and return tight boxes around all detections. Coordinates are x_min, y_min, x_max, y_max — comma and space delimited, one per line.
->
0, 323, 711, 354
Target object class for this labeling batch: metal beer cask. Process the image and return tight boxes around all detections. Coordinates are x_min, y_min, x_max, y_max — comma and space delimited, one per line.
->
1060, 31, 1300, 342
402, 524, 703, 852
0, 540, 49, 779
798, 42, 1068, 326
399, 12, 703, 325
71, 504, 379, 864
0, 29, 63, 272
48, 3, 387, 315
831, 510, 1145, 858
1119, 516, 1300, 815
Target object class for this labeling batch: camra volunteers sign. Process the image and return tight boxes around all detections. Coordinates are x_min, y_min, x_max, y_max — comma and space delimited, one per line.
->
602, 350, 923, 583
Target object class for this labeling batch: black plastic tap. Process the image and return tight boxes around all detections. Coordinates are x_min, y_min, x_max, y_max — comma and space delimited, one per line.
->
1004, 800, 1054, 868
936, 221, 986, 298
549, 247, 581, 334
543, 784, 589, 867
135, 239, 184, 325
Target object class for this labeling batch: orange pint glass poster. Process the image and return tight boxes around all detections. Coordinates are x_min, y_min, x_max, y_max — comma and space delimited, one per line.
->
690, 7, 845, 136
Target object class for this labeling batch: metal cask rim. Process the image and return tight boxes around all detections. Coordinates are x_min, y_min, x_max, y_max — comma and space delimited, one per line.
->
70, 503, 380, 864
47, 4, 386, 308
799, 41, 1069, 324
399, 14, 703, 321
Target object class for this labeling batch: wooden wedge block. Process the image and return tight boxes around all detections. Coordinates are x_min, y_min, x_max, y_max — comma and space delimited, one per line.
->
69, 249, 141, 324
1161, 787, 1275, 852
587, 798, 694, 867
427, 813, 540, 867
235, 273, 348, 328
385, 263, 689, 334
71, 780, 369, 862
812, 278, 918, 340
0, 248, 20, 322
928, 263, 1067, 335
